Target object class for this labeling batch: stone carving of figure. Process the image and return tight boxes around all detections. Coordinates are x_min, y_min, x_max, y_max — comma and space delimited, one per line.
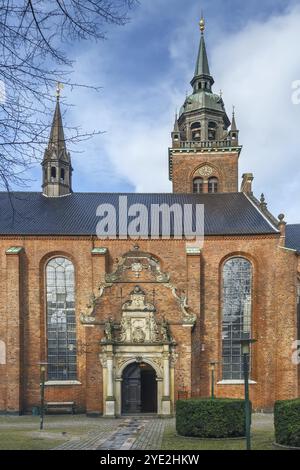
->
86, 293, 97, 316
161, 317, 172, 342
104, 318, 114, 342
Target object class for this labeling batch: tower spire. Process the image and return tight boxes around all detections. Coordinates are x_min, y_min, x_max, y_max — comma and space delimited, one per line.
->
231, 106, 237, 131
42, 84, 73, 197
173, 111, 179, 132
191, 15, 214, 92
48, 84, 66, 155
229, 106, 239, 144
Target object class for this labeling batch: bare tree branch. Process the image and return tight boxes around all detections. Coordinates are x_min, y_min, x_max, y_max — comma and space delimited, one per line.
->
0, 0, 138, 190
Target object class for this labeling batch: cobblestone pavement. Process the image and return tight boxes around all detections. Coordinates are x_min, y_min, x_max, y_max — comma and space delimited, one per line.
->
54, 417, 171, 451
54, 419, 121, 450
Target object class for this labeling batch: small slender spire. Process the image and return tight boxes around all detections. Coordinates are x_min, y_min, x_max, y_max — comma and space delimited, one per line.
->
48, 83, 66, 156
173, 111, 179, 132
231, 106, 238, 131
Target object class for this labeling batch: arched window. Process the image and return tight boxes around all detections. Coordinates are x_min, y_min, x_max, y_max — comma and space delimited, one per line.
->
46, 257, 77, 381
222, 258, 252, 380
60, 168, 65, 182
208, 177, 218, 193
208, 121, 217, 141
193, 177, 204, 194
191, 122, 201, 141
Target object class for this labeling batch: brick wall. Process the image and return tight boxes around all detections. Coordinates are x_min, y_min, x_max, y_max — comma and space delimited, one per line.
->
0, 234, 298, 413
171, 150, 239, 193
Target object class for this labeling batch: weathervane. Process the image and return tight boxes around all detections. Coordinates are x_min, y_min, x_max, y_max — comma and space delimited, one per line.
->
199, 12, 205, 33
56, 82, 64, 99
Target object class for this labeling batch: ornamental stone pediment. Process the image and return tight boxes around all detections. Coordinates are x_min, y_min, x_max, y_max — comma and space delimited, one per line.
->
105, 246, 170, 284
101, 286, 173, 345
80, 247, 196, 326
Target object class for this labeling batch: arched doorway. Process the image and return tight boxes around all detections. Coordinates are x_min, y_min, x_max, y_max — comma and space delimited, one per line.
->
121, 363, 157, 414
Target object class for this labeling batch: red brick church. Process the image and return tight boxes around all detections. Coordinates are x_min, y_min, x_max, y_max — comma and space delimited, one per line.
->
0, 17, 299, 415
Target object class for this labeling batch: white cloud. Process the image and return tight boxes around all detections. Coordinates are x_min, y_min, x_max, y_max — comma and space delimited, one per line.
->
68, 2, 300, 222
211, 6, 300, 222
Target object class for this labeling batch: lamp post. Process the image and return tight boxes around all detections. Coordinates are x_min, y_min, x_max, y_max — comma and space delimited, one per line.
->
209, 362, 217, 400
38, 362, 48, 431
238, 338, 257, 451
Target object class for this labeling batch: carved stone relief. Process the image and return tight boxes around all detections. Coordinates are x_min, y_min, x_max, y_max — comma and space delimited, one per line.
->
80, 247, 196, 327
194, 165, 214, 178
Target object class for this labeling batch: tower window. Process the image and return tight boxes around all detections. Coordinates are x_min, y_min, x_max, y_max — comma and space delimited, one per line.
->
208, 177, 218, 193
61, 168, 65, 182
51, 167, 57, 179
208, 122, 217, 141
191, 122, 201, 141
193, 178, 204, 194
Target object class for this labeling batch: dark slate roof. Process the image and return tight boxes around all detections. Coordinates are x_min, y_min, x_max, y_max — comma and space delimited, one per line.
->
286, 224, 300, 252
0, 192, 278, 237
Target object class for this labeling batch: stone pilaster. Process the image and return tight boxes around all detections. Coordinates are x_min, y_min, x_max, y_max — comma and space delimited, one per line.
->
5, 247, 24, 414
103, 345, 116, 417
85, 247, 108, 416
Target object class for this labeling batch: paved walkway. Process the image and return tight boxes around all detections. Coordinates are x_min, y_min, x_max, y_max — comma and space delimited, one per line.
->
53, 414, 274, 451
54, 418, 169, 451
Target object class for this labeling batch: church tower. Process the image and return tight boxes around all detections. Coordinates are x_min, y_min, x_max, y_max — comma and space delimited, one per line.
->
42, 86, 73, 197
169, 17, 242, 194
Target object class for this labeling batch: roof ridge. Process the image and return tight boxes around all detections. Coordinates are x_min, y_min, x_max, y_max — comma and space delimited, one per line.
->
242, 193, 280, 233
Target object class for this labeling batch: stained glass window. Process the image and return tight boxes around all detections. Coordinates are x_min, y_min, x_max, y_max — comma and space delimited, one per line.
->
46, 258, 77, 381
222, 258, 252, 380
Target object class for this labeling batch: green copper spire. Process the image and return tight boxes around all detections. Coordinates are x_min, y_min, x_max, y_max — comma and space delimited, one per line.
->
195, 16, 210, 76
191, 15, 214, 92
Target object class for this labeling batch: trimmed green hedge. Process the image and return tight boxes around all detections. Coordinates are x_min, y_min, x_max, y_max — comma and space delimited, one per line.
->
176, 398, 249, 439
274, 399, 300, 448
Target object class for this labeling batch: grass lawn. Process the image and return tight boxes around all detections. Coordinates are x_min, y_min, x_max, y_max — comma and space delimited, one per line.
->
0, 415, 104, 451
161, 415, 280, 451
0, 429, 63, 451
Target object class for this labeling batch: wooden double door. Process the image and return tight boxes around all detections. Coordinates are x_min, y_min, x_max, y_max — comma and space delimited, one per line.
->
121, 363, 157, 414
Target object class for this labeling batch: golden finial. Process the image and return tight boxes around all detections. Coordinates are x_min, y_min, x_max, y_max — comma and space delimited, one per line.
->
199, 12, 205, 33
56, 81, 64, 99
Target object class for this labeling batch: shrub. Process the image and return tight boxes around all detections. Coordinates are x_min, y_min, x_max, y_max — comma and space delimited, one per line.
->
274, 399, 300, 448
176, 398, 249, 439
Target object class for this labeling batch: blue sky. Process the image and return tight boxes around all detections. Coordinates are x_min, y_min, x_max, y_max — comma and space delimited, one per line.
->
29, 0, 300, 223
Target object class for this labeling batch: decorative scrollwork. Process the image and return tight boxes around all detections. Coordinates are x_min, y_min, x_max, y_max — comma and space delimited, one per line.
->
163, 283, 196, 325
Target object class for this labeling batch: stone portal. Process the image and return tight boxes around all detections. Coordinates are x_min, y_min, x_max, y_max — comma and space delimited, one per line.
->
100, 286, 176, 417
